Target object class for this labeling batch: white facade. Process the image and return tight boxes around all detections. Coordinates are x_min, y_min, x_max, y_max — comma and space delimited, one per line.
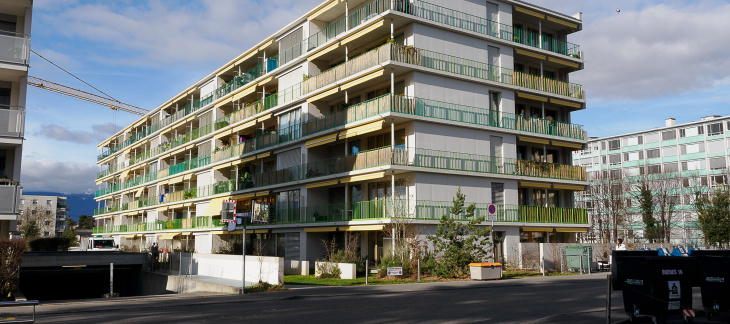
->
18, 195, 69, 237
95, 0, 588, 265
573, 116, 730, 246
0, 0, 32, 238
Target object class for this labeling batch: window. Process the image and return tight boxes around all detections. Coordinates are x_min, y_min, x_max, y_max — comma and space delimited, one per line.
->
646, 149, 660, 159
492, 183, 504, 205
45, 221, 50, 226
608, 154, 621, 165
601, 141, 606, 150
710, 175, 727, 187
623, 151, 644, 161
623, 136, 643, 146
609, 169, 621, 179
707, 123, 724, 136
608, 139, 621, 151
19, 199, 24, 205
489, 92, 500, 112
662, 146, 677, 156
645, 132, 660, 143
663, 163, 679, 173
680, 143, 705, 155
684, 177, 707, 187
276, 189, 300, 221
32, 199, 37, 205
679, 126, 703, 138
647, 165, 661, 174
662, 130, 676, 141
46, 200, 52, 205
601, 156, 606, 164
709, 157, 726, 170
278, 108, 301, 139
681, 160, 706, 171
707, 140, 725, 154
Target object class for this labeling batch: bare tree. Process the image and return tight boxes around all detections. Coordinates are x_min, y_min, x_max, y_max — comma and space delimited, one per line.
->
652, 171, 682, 243
587, 171, 626, 244
18, 203, 55, 239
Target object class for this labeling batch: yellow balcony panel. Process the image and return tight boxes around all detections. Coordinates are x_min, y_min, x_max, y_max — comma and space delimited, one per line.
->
341, 19, 384, 45
304, 227, 337, 233
549, 98, 582, 109
158, 232, 180, 240
234, 49, 259, 67
522, 227, 552, 232
306, 180, 339, 189
230, 120, 256, 134
546, 16, 578, 29
232, 83, 257, 102
551, 140, 583, 150
257, 114, 273, 123
308, 43, 340, 62
518, 136, 549, 145
307, 0, 340, 21
547, 57, 579, 69
515, 7, 545, 19
203, 197, 225, 216
305, 132, 338, 148
517, 92, 548, 102
341, 171, 386, 183
556, 227, 587, 233
213, 162, 233, 171
341, 69, 384, 90
519, 181, 551, 188
515, 49, 546, 60
340, 120, 384, 139
257, 152, 271, 159
553, 184, 586, 191
341, 224, 384, 231
306, 86, 339, 103
231, 193, 255, 200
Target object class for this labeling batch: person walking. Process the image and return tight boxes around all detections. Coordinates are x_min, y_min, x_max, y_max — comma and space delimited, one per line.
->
151, 242, 159, 271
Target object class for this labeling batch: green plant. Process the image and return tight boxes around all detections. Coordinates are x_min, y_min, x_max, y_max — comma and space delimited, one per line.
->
316, 261, 341, 278
385, 38, 395, 44
245, 281, 286, 293
427, 187, 492, 278
377, 254, 414, 278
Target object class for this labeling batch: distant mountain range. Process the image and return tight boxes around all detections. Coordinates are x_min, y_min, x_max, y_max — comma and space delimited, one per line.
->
22, 192, 96, 221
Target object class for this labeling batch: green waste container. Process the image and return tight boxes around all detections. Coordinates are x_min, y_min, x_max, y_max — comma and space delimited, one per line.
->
565, 245, 593, 272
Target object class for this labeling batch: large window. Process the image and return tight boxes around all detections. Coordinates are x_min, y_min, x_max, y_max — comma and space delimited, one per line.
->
662, 130, 676, 141
608, 154, 621, 165
608, 139, 621, 151
646, 148, 660, 159
682, 160, 706, 171
707, 123, 724, 136
276, 190, 300, 221
680, 143, 705, 155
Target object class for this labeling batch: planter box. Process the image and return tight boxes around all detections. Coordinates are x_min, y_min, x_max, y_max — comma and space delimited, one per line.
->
469, 262, 502, 280
315, 262, 356, 279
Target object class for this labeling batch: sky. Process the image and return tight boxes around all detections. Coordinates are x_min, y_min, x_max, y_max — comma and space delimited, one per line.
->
20, 0, 730, 194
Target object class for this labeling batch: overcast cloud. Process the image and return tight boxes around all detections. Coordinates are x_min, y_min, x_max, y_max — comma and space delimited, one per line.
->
21, 159, 97, 194
34, 122, 117, 144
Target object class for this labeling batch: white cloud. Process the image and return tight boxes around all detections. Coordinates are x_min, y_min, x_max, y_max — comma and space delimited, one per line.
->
42, 0, 322, 67
34, 122, 118, 144
569, 1, 730, 102
21, 159, 97, 194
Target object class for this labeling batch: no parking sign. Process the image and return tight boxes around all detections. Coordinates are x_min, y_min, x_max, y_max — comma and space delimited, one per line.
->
488, 204, 497, 221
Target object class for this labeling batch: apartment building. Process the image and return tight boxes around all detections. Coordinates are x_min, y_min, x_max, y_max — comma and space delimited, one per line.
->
94, 0, 588, 264
18, 195, 69, 237
573, 117, 730, 247
0, 0, 31, 239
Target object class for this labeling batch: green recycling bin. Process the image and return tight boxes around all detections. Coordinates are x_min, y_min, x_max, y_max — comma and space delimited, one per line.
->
565, 245, 593, 272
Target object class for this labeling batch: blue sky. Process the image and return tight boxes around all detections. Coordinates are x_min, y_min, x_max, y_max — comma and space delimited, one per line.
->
21, 0, 730, 193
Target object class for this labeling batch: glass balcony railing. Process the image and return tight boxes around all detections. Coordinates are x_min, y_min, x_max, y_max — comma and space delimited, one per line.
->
0, 105, 24, 138
0, 32, 30, 65
93, 198, 587, 233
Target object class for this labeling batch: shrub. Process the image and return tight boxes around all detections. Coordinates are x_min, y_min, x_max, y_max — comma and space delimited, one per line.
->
28, 237, 73, 251
246, 281, 286, 293
0, 239, 25, 297
316, 261, 341, 278
377, 254, 415, 278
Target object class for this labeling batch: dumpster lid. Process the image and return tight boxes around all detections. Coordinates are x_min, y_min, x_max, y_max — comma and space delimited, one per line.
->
469, 263, 502, 267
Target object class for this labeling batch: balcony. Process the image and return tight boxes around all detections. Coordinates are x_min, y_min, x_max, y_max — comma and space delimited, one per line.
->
92, 197, 586, 234
0, 32, 30, 65
0, 183, 20, 216
0, 105, 24, 139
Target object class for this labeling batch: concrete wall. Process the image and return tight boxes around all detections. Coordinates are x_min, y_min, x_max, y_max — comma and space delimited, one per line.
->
139, 271, 240, 295
412, 71, 517, 115
181, 253, 283, 286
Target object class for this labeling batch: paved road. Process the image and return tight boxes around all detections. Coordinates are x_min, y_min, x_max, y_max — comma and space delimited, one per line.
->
2, 273, 723, 323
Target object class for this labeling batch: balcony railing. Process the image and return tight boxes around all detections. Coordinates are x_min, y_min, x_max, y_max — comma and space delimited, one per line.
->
0, 183, 20, 214
0, 32, 30, 65
92, 198, 587, 233
398, 0, 580, 57
0, 105, 24, 138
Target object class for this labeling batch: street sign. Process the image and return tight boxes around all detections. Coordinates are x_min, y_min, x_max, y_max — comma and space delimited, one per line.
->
386, 267, 403, 276
488, 204, 496, 215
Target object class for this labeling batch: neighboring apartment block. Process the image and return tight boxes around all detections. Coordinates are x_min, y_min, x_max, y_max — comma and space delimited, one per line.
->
18, 195, 69, 237
0, 0, 32, 239
573, 117, 730, 247
94, 0, 588, 264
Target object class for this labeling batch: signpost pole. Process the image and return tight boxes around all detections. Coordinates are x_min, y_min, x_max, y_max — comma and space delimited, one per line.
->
242, 220, 246, 294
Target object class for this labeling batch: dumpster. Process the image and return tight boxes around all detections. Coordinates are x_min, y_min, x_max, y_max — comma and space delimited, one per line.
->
611, 250, 657, 291
468, 263, 502, 280
671, 248, 688, 257
615, 255, 696, 323
691, 250, 730, 319
565, 246, 593, 272
657, 247, 671, 256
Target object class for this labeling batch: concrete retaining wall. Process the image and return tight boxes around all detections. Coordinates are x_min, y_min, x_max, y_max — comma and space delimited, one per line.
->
139, 271, 240, 295
182, 253, 284, 285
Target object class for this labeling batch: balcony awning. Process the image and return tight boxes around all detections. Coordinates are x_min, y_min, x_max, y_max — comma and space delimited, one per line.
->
305, 132, 338, 149
304, 227, 337, 233
551, 141, 583, 150
556, 228, 588, 233
203, 197, 225, 216
341, 171, 386, 184
340, 225, 384, 232
157, 232, 180, 240
122, 234, 137, 238
518, 136, 549, 145
339, 120, 384, 139
521, 227, 553, 232
553, 184, 586, 191
519, 181, 552, 189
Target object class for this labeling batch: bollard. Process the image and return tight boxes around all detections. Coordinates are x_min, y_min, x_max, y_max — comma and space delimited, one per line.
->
606, 274, 612, 324
110, 262, 113, 296
365, 262, 369, 285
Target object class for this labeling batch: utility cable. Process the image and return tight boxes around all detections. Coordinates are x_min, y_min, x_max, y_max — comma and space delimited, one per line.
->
30, 49, 118, 101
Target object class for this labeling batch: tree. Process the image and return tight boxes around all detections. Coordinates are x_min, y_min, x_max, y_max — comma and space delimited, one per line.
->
636, 182, 657, 243
18, 203, 54, 238
62, 224, 77, 247
427, 188, 491, 277
587, 173, 626, 244
77, 215, 93, 229
694, 188, 730, 248
20, 220, 39, 240
0, 239, 25, 297
652, 172, 682, 243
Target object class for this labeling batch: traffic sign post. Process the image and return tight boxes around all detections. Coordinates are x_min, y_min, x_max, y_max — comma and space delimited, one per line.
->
238, 213, 251, 294
488, 204, 496, 263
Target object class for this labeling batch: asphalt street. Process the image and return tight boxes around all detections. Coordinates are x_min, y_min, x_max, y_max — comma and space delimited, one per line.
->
1, 273, 725, 323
